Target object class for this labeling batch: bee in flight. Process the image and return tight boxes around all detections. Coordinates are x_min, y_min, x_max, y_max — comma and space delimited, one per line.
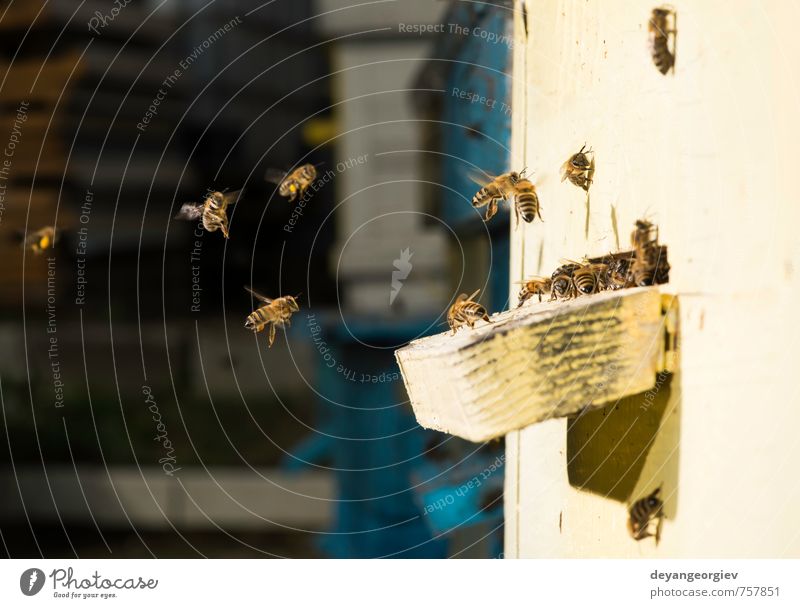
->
265, 163, 317, 203
517, 277, 552, 307
649, 6, 677, 75
630, 218, 670, 286
18, 226, 56, 254
469, 169, 542, 225
627, 486, 664, 542
447, 289, 490, 334
244, 286, 300, 348
561, 145, 595, 192
174, 189, 243, 239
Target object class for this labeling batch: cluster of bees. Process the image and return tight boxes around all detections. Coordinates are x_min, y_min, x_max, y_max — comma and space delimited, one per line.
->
468, 144, 594, 227
517, 219, 670, 308
173, 164, 318, 347
20, 7, 678, 350
447, 219, 669, 333
20, 164, 318, 349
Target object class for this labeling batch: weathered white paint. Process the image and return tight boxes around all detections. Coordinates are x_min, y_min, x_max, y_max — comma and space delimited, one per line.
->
507, 0, 800, 557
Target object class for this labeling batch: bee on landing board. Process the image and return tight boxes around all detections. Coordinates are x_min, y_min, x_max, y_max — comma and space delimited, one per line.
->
602, 254, 635, 290
649, 6, 677, 75
561, 145, 595, 192
517, 277, 552, 307
549, 261, 581, 301
572, 261, 609, 296
448, 289, 490, 334
244, 287, 300, 348
627, 486, 664, 542
469, 170, 542, 225
265, 163, 317, 202
174, 189, 243, 239
18, 226, 56, 254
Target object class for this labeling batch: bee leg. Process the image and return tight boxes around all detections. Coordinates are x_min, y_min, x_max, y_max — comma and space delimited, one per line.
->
485, 199, 498, 221
513, 199, 520, 227
268, 324, 276, 347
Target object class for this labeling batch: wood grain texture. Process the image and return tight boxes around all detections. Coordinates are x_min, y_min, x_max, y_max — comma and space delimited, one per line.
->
396, 287, 664, 442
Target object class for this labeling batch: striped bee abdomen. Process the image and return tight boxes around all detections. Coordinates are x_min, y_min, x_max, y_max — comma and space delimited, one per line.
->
649, 7, 675, 75
448, 291, 490, 333
627, 487, 663, 541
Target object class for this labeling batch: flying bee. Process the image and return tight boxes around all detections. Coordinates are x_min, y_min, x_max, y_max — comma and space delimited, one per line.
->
561, 145, 595, 192
512, 178, 543, 224
631, 218, 659, 251
244, 287, 300, 348
649, 6, 676, 75
627, 486, 664, 542
517, 276, 552, 307
469, 170, 521, 221
550, 262, 581, 301
265, 163, 317, 202
632, 244, 670, 286
448, 289, 490, 334
469, 170, 542, 224
630, 219, 670, 286
19, 226, 56, 254
174, 189, 243, 239
572, 261, 608, 296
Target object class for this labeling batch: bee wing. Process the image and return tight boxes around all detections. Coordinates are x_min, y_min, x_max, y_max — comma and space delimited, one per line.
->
244, 286, 273, 304
560, 160, 570, 181
174, 202, 203, 221
264, 168, 288, 185
465, 289, 481, 302
466, 168, 497, 187
220, 189, 244, 206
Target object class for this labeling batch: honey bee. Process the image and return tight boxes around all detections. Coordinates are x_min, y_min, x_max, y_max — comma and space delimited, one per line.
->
632, 245, 671, 286
517, 277, 552, 307
265, 163, 317, 202
174, 189, 243, 239
469, 171, 521, 221
560, 145, 595, 192
469, 170, 542, 224
627, 486, 664, 541
630, 219, 670, 286
550, 262, 581, 301
244, 287, 300, 348
20, 226, 56, 254
572, 261, 608, 296
448, 289, 490, 333
512, 178, 543, 224
631, 219, 659, 250
649, 6, 676, 75
602, 254, 634, 290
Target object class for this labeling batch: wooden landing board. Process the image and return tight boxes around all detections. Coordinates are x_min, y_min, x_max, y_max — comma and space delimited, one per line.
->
395, 287, 667, 442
